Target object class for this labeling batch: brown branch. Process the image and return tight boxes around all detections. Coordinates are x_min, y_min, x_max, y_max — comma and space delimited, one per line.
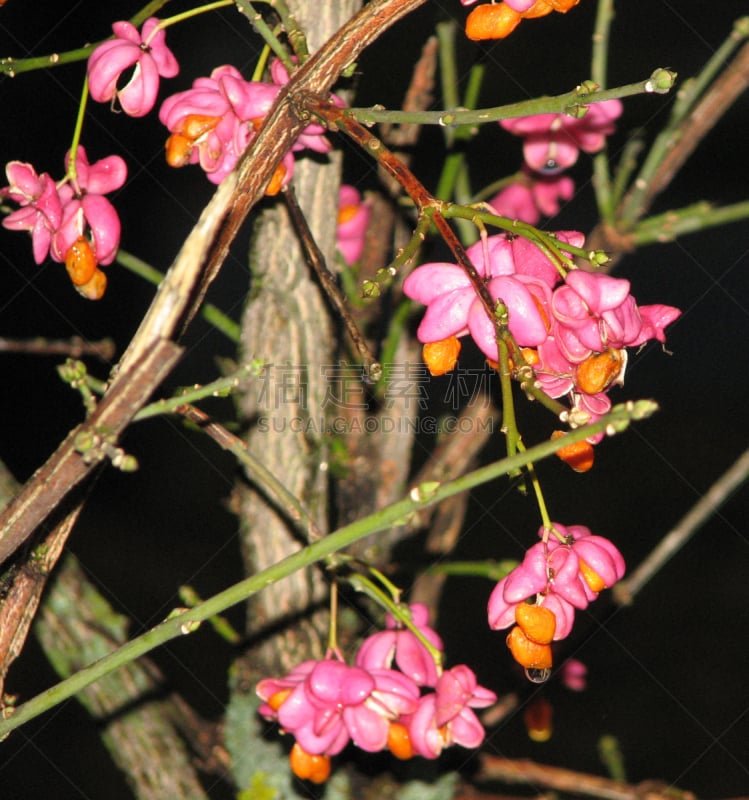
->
479, 755, 698, 800
180, 0, 431, 335
282, 183, 382, 380
0, 339, 183, 566
0, 336, 115, 361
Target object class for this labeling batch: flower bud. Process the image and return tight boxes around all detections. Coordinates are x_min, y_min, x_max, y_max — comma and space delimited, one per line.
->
645, 68, 677, 94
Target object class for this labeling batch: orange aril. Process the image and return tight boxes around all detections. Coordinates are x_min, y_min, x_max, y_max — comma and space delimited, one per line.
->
575, 348, 623, 394
423, 336, 462, 376
65, 237, 97, 287
550, 430, 595, 473
579, 558, 606, 592
387, 722, 415, 760
506, 625, 553, 669
75, 268, 107, 301
465, 3, 523, 40
165, 133, 194, 167
515, 603, 556, 645
265, 163, 287, 196
289, 742, 331, 784
267, 688, 292, 713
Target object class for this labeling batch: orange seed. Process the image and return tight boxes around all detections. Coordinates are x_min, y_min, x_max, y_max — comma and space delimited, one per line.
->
65, 237, 97, 287
423, 336, 462, 376
579, 558, 606, 592
75, 268, 107, 301
575, 348, 623, 395
387, 722, 415, 760
515, 603, 556, 645
506, 625, 553, 669
550, 430, 595, 473
289, 742, 331, 784
465, 3, 523, 40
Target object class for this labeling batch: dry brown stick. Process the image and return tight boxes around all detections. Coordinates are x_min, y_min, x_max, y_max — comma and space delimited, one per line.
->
479, 756, 698, 800
0, 336, 115, 361
0, 497, 85, 697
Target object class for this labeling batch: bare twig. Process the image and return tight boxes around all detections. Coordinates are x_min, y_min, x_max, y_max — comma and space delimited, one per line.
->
0, 336, 115, 361
282, 183, 382, 380
479, 755, 698, 800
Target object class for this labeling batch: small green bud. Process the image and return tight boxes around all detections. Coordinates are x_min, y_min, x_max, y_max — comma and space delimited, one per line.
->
361, 279, 380, 299
588, 249, 612, 267
58, 358, 87, 384
645, 68, 677, 94
575, 80, 600, 97
564, 103, 589, 119
733, 17, 749, 37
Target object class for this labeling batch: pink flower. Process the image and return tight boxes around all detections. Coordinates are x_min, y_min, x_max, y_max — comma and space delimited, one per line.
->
489, 170, 575, 225
405, 665, 496, 759
551, 270, 681, 361
487, 523, 625, 641
336, 185, 371, 265
402, 231, 583, 359
51, 147, 127, 266
1, 161, 63, 263
356, 603, 444, 687
559, 658, 588, 691
159, 59, 336, 185
257, 656, 420, 756
500, 100, 623, 173
88, 18, 179, 117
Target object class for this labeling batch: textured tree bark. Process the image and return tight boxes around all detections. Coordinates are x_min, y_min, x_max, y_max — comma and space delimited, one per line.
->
235, 0, 362, 676
35, 555, 212, 800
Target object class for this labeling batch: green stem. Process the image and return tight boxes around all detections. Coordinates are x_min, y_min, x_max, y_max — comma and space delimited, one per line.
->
424, 559, 518, 580
630, 199, 749, 245
618, 19, 749, 226
65, 77, 90, 185
234, 0, 297, 73
590, 0, 616, 222
0, 400, 657, 738
0, 0, 176, 76
115, 250, 240, 342
133, 364, 264, 421
348, 73, 673, 128
146, 0, 234, 41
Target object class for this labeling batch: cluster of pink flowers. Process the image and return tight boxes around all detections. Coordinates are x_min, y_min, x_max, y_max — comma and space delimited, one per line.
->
488, 523, 625, 670
86, 17, 337, 190
336, 185, 372, 265
403, 230, 680, 432
1, 147, 127, 299
159, 58, 337, 187
256, 603, 496, 782
489, 99, 622, 224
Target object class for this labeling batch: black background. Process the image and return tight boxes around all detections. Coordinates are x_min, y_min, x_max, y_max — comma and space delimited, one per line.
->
0, 1, 748, 798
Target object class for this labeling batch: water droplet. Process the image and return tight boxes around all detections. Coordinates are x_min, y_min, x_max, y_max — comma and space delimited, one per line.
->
525, 667, 552, 684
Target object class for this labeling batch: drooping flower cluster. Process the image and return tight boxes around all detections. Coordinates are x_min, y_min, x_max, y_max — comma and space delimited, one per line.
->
158, 58, 338, 187
256, 603, 496, 782
336, 185, 372, 265
487, 523, 625, 672
402, 230, 680, 434
1, 147, 127, 299
490, 168, 574, 226
500, 100, 623, 175
463, 0, 581, 41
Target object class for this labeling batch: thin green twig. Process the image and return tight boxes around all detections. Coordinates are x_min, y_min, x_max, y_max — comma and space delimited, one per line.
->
0, 399, 658, 738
